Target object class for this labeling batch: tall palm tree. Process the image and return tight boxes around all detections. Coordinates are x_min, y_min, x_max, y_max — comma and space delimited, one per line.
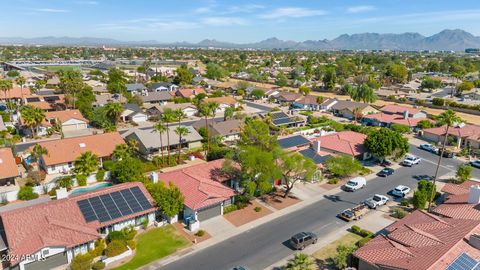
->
161, 108, 176, 163
15, 76, 26, 105
112, 143, 131, 160
73, 151, 99, 176
428, 109, 462, 212
21, 105, 45, 137
153, 121, 167, 161
0, 80, 13, 121
285, 253, 314, 270
174, 108, 186, 126
198, 103, 212, 156
104, 103, 123, 125
174, 126, 190, 164
31, 144, 48, 163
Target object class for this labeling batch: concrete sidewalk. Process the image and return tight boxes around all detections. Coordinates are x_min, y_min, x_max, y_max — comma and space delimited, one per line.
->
138, 167, 385, 270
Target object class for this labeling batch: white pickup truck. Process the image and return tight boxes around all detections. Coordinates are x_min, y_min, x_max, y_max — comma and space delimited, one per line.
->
365, 194, 389, 209
402, 155, 421, 167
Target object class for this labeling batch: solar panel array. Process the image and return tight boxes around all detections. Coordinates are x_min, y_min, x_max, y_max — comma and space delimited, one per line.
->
446, 252, 480, 270
77, 186, 152, 223
278, 135, 310, 149
44, 96, 60, 102
270, 111, 289, 119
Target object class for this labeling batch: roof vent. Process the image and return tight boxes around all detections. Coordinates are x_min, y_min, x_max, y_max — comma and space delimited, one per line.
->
79, 143, 86, 148
469, 234, 480, 250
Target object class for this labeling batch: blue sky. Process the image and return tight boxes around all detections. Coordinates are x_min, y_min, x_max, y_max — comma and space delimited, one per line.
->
2, 0, 480, 42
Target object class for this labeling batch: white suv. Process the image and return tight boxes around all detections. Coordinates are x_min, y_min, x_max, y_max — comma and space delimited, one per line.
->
392, 185, 411, 197
402, 155, 421, 167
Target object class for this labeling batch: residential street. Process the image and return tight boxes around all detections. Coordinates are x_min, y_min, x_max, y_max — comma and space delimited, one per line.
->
159, 145, 480, 270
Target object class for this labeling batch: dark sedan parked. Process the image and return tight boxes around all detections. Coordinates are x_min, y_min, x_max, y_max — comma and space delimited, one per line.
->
377, 168, 394, 177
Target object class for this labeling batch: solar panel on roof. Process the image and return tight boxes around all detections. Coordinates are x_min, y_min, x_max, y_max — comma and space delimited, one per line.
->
273, 117, 295, 125
120, 189, 143, 213
130, 187, 152, 210
111, 191, 134, 216
88, 197, 111, 222
446, 252, 480, 270
100, 194, 122, 220
77, 200, 97, 222
270, 112, 289, 119
44, 96, 60, 102
26, 97, 41, 102
278, 135, 310, 149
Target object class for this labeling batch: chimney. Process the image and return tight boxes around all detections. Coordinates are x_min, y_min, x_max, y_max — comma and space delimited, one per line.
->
312, 140, 321, 153
468, 185, 480, 204
149, 172, 158, 184
403, 110, 409, 119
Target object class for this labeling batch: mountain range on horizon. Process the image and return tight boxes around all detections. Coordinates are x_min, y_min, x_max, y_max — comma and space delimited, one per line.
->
0, 29, 479, 51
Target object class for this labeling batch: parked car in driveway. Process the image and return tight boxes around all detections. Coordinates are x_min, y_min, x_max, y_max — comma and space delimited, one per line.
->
402, 155, 421, 167
290, 232, 317, 250
377, 168, 394, 177
419, 143, 438, 153
343, 177, 366, 192
392, 185, 411, 197
471, 160, 480, 169
365, 194, 389, 209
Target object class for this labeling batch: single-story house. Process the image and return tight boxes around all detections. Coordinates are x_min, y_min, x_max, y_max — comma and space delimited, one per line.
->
43, 109, 89, 133
291, 95, 320, 111
192, 119, 242, 142
146, 103, 198, 117
203, 96, 239, 113
277, 135, 310, 151
157, 159, 236, 222
150, 82, 179, 92
23, 94, 66, 111
139, 91, 172, 105
45, 76, 60, 89
36, 132, 125, 175
422, 123, 480, 155
126, 83, 148, 96
0, 182, 156, 270
319, 98, 338, 111
93, 94, 127, 108
191, 76, 205, 84
0, 148, 19, 186
121, 104, 148, 123
124, 126, 202, 157
175, 88, 206, 99
362, 105, 428, 128
1, 87, 36, 105
274, 92, 303, 104
260, 111, 306, 128
310, 131, 369, 160
330, 100, 379, 119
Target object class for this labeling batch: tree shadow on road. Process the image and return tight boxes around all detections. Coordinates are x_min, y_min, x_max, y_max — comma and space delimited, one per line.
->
323, 195, 358, 206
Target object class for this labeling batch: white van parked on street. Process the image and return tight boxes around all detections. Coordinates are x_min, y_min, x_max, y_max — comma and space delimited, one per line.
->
343, 177, 366, 192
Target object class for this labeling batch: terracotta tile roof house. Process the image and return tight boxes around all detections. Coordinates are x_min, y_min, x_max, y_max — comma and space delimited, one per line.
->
363, 104, 428, 127
156, 159, 236, 222
36, 133, 125, 174
354, 210, 480, 270
204, 96, 239, 107
43, 110, 89, 134
24, 94, 67, 111
310, 131, 368, 159
0, 182, 156, 269
381, 104, 422, 115
175, 88, 205, 98
0, 148, 19, 186
432, 182, 480, 221
423, 123, 480, 155
0, 86, 30, 101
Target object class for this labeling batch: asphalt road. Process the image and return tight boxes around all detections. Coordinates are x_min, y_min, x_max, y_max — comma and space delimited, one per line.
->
159, 145, 480, 270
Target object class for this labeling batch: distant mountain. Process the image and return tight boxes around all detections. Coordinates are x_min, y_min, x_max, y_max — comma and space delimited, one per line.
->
1, 29, 479, 51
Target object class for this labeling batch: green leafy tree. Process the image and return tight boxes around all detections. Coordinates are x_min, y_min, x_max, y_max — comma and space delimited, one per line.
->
456, 81, 474, 93
413, 180, 436, 209
275, 72, 288, 87
70, 253, 92, 270
285, 253, 314, 270
351, 84, 377, 103
279, 153, 318, 197
298, 85, 311, 96
112, 143, 135, 161
73, 151, 99, 176
174, 126, 190, 163
173, 66, 194, 86
416, 120, 434, 129
386, 64, 408, 83
322, 67, 336, 90
364, 128, 409, 160
111, 157, 145, 183
57, 70, 85, 109
6, 70, 19, 77
107, 68, 128, 94
146, 181, 185, 218
250, 89, 265, 100
205, 63, 228, 80
456, 164, 473, 183
239, 119, 277, 151
334, 244, 357, 269
421, 77, 442, 90
429, 110, 462, 211
325, 155, 362, 177
390, 123, 410, 134
224, 106, 234, 121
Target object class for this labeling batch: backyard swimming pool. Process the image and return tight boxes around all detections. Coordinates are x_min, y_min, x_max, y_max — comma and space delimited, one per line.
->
71, 182, 113, 195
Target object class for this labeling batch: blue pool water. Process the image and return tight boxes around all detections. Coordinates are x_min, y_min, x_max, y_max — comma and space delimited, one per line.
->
71, 182, 113, 195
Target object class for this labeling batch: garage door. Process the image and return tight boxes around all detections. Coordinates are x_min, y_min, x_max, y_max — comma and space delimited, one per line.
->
197, 203, 221, 221
24, 252, 68, 270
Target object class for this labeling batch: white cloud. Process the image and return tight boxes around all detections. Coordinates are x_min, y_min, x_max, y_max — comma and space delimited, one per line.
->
75, 1, 99, 5
97, 19, 199, 32
226, 4, 264, 14
195, 7, 212, 13
32, 8, 69, 13
260, 7, 327, 19
203, 17, 247, 26
347, 5, 376, 14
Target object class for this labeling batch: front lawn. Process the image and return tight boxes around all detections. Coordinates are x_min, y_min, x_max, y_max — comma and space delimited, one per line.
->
312, 232, 362, 267
113, 225, 190, 270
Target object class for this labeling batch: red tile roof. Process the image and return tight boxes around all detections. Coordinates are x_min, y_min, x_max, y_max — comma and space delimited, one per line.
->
442, 180, 479, 196
0, 86, 30, 100
204, 96, 238, 106
0, 182, 154, 265
176, 88, 205, 98
363, 112, 428, 127
37, 133, 125, 166
424, 124, 480, 141
310, 131, 366, 157
381, 104, 422, 115
157, 160, 235, 210
43, 109, 88, 127
354, 210, 480, 270
0, 148, 18, 180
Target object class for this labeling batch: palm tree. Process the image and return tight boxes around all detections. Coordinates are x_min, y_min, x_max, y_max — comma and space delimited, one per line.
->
153, 121, 167, 161
224, 106, 234, 121
73, 151, 99, 176
21, 105, 45, 137
198, 103, 212, 155
0, 80, 13, 120
161, 108, 176, 163
15, 76, 26, 105
104, 103, 123, 125
174, 126, 190, 164
112, 143, 131, 160
428, 109, 462, 212
285, 253, 314, 270
174, 108, 186, 126
353, 107, 363, 123
31, 144, 48, 162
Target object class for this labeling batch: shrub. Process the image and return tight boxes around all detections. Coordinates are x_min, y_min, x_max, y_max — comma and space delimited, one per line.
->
359, 167, 373, 176
105, 240, 128, 257
96, 169, 106, 181
254, 206, 262, 212
325, 155, 362, 177
350, 226, 372, 238
391, 123, 410, 134
91, 261, 105, 270
126, 240, 136, 250
456, 164, 473, 184
392, 207, 408, 219
357, 236, 373, 247
224, 204, 238, 214
70, 253, 92, 270
432, 98, 445, 106
56, 176, 73, 190
17, 186, 39, 201
400, 198, 410, 207
103, 160, 114, 171
195, 230, 206, 237
90, 239, 106, 257
76, 175, 87, 186
327, 178, 338, 184
351, 225, 361, 234
123, 228, 137, 241
107, 231, 126, 243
